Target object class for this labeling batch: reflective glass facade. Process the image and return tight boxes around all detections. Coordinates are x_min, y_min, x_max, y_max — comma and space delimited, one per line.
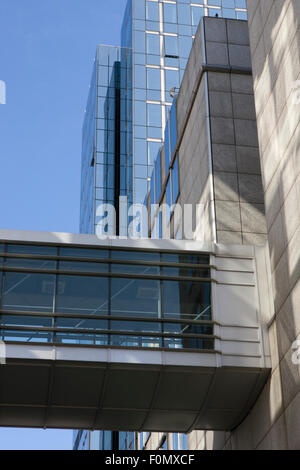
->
80, 45, 132, 235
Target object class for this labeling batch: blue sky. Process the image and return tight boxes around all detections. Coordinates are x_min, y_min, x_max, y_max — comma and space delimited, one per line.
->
0, 0, 127, 450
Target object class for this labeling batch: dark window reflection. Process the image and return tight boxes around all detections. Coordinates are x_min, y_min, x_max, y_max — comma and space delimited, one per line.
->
111, 277, 160, 318
2, 272, 55, 312
56, 275, 109, 316
5, 258, 56, 270
60, 247, 109, 259
162, 280, 211, 321
7, 244, 58, 256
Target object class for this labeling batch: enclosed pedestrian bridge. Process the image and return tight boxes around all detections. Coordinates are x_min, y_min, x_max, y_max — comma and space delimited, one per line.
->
0, 230, 272, 432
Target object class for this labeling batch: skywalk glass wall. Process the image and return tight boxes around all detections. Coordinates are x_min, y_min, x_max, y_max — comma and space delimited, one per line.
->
121, 0, 247, 205
0, 243, 213, 350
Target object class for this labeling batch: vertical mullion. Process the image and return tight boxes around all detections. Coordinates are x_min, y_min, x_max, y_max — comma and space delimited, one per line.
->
52, 248, 59, 344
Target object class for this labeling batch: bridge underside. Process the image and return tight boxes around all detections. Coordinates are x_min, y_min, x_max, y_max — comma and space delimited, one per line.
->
0, 344, 270, 432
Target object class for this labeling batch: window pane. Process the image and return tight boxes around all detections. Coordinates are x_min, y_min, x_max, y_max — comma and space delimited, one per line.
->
111, 264, 159, 275
146, 1, 159, 21
56, 317, 108, 330
164, 36, 178, 56
165, 69, 179, 95
111, 277, 160, 318
164, 3, 177, 23
60, 247, 109, 259
5, 258, 56, 270
111, 250, 160, 262
191, 6, 204, 26
162, 280, 211, 320
146, 33, 160, 55
147, 103, 162, 127
59, 261, 108, 273
1, 315, 52, 328
161, 266, 210, 278
7, 244, 58, 256
2, 272, 55, 312
147, 67, 161, 90
110, 320, 161, 332
56, 275, 109, 316
161, 253, 210, 264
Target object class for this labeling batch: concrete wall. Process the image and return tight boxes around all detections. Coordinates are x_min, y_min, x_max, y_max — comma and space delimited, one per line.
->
236, 0, 299, 450
161, 17, 267, 245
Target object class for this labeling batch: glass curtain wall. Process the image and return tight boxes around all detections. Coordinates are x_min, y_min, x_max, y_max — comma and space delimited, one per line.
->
80, 45, 132, 235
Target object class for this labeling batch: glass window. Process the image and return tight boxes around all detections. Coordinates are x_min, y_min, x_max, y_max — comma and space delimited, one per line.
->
7, 244, 58, 256
147, 103, 162, 128
135, 101, 146, 126
223, 8, 236, 18
163, 3, 177, 23
146, 1, 159, 21
134, 64, 146, 88
177, 4, 191, 25
55, 275, 109, 316
165, 69, 179, 97
0, 243, 5, 254
146, 33, 160, 55
111, 250, 160, 262
147, 67, 161, 90
135, 138, 147, 165
134, 0, 145, 19
59, 260, 108, 273
2, 272, 56, 312
1, 315, 52, 328
161, 266, 210, 278
110, 277, 160, 318
147, 141, 161, 166
110, 320, 161, 333
5, 258, 56, 270
111, 264, 159, 275
164, 36, 178, 57
162, 280, 211, 320
161, 253, 210, 265
223, 0, 235, 7
191, 6, 204, 26
56, 317, 108, 330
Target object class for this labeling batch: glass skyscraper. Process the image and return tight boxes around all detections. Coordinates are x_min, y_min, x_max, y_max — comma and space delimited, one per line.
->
80, 0, 248, 235
77, 0, 247, 451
